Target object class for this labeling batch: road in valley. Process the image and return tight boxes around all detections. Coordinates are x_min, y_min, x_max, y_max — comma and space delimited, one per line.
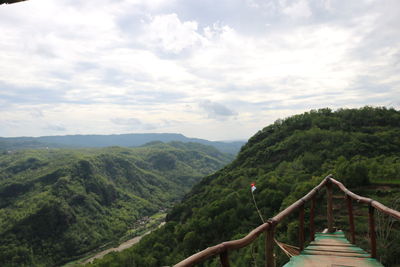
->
83, 222, 165, 264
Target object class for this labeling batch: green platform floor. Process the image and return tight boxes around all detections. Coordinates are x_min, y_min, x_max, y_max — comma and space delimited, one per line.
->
283, 231, 384, 267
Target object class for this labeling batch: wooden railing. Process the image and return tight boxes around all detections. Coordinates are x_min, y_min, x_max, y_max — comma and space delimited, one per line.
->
175, 174, 400, 267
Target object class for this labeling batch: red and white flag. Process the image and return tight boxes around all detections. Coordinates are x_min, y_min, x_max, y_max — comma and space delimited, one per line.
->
251, 182, 256, 192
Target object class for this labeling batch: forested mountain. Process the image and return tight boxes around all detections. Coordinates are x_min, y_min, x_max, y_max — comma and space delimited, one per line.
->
0, 133, 245, 155
0, 142, 233, 266
88, 107, 400, 266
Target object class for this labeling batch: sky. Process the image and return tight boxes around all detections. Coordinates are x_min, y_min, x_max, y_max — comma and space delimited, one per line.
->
0, 0, 399, 141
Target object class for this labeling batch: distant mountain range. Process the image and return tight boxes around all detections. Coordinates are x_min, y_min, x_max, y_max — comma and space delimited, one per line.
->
0, 133, 246, 154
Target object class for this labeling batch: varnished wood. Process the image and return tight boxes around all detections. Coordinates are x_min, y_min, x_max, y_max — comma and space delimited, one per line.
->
265, 225, 275, 267
175, 175, 398, 266
310, 195, 316, 241
219, 251, 230, 267
346, 194, 356, 243
283, 232, 384, 267
330, 178, 400, 220
369, 205, 377, 258
299, 204, 305, 251
326, 181, 334, 233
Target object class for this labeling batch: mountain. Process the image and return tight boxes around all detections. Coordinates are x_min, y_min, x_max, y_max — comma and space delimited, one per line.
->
88, 107, 400, 266
0, 142, 233, 266
0, 133, 245, 155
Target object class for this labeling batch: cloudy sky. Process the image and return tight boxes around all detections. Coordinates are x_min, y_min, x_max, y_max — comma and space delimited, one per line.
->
0, 0, 399, 141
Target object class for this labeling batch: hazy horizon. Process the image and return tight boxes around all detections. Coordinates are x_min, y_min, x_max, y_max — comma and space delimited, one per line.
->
0, 132, 247, 142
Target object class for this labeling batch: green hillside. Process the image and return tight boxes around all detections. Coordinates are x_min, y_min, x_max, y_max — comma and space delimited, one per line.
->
0, 142, 233, 266
87, 107, 400, 267
0, 133, 245, 155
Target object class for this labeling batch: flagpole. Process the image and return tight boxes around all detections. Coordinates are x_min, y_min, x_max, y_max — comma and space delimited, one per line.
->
251, 188, 265, 223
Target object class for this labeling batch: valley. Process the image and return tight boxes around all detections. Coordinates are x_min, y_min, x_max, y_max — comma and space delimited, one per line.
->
86, 107, 400, 267
0, 142, 233, 266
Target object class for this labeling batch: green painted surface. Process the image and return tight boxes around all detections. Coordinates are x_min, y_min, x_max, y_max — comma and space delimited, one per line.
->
283, 231, 384, 267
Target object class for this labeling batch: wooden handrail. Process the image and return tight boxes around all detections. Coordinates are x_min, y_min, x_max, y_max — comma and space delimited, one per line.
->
175, 221, 271, 266
174, 175, 400, 266
271, 177, 328, 224
329, 178, 400, 220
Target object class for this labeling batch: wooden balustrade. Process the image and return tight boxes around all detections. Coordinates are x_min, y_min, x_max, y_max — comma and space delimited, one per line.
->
346, 195, 356, 244
174, 175, 400, 267
310, 195, 316, 241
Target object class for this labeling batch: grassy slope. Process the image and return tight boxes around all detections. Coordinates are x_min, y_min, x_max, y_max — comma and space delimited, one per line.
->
0, 142, 233, 266
87, 107, 400, 267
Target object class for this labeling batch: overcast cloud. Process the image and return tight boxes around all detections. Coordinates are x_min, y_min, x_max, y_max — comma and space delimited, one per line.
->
0, 0, 399, 140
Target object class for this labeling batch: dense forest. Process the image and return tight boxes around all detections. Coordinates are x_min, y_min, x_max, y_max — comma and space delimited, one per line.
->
87, 107, 400, 266
0, 142, 233, 266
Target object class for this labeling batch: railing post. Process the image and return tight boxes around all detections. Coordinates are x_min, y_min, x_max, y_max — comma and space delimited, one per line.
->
368, 205, 377, 258
326, 180, 334, 232
346, 194, 356, 244
265, 222, 275, 267
299, 203, 305, 251
310, 195, 316, 241
219, 250, 230, 267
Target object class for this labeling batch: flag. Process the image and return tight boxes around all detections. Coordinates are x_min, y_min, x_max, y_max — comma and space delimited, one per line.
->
251, 183, 256, 192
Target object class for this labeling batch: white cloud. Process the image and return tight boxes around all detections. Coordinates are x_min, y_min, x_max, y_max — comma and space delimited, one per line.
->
281, 0, 312, 19
0, 0, 399, 140
140, 13, 203, 54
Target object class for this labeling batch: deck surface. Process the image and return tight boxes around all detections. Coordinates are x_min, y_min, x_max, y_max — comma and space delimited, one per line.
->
283, 231, 384, 267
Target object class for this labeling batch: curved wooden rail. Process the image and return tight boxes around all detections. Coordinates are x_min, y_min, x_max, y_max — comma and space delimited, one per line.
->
174, 175, 400, 267
330, 178, 400, 220
175, 221, 271, 266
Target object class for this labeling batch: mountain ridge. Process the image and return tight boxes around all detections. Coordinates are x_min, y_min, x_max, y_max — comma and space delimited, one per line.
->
88, 107, 400, 267
0, 133, 246, 155
0, 141, 234, 266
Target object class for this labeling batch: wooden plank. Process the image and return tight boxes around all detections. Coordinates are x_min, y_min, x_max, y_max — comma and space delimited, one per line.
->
283, 231, 384, 267
302, 250, 371, 258
308, 242, 357, 247
283, 255, 384, 267
304, 246, 367, 254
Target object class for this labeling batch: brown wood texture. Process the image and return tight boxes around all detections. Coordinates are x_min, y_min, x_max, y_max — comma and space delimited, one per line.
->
346, 194, 356, 243
174, 175, 397, 266
369, 205, 377, 258
326, 181, 334, 232
310, 196, 316, 241
175, 221, 271, 266
219, 251, 230, 267
265, 226, 275, 267
298, 204, 305, 251
330, 178, 400, 220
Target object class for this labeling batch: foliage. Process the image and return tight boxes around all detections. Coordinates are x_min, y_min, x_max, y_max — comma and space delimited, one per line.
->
88, 107, 400, 267
0, 142, 232, 266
